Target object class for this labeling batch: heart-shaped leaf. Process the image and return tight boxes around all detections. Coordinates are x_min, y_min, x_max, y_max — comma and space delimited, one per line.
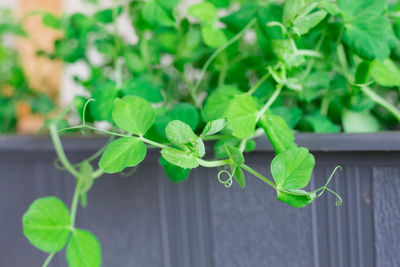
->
23, 197, 71, 252
224, 94, 259, 139
271, 147, 315, 189
99, 137, 147, 173
161, 148, 199, 169
66, 229, 102, 267
112, 96, 155, 136
201, 119, 226, 137
260, 114, 297, 154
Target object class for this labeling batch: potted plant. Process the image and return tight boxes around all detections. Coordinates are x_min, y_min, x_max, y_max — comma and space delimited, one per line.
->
1, 0, 400, 266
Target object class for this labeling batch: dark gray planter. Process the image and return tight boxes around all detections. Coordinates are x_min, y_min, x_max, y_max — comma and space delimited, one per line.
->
1, 133, 400, 267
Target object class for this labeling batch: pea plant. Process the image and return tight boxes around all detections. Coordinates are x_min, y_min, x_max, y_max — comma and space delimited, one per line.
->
22, 0, 400, 266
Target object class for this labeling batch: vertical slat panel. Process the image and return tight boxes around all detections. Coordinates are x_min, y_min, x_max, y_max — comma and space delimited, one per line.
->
373, 167, 400, 267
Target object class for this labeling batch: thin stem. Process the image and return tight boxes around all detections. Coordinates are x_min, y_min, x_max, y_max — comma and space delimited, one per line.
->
257, 84, 283, 120
239, 139, 247, 152
70, 180, 81, 229
139, 136, 169, 149
193, 18, 257, 97
198, 159, 231, 168
50, 124, 81, 178
241, 164, 276, 189
247, 72, 271, 95
93, 168, 105, 180
42, 252, 55, 267
361, 86, 400, 121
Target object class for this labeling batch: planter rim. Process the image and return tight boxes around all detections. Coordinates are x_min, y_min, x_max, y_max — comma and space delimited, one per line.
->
0, 132, 399, 152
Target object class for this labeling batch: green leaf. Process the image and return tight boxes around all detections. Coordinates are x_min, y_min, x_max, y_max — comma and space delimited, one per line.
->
283, 0, 312, 26
277, 189, 316, 208
293, 10, 327, 35
161, 148, 199, 169
342, 110, 380, 133
207, 0, 230, 8
99, 137, 147, 173
203, 86, 242, 121
66, 229, 101, 267
42, 12, 62, 29
232, 166, 246, 188
121, 77, 163, 103
142, 1, 175, 27
188, 2, 217, 24
318, 1, 340, 16
300, 71, 330, 102
112, 96, 155, 136
370, 59, 400, 87
260, 114, 297, 154
94, 7, 123, 23
165, 103, 199, 130
201, 119, 226, 137
214, 138, 255, 158
271, 147, 315, 190
201, 26, 227, 47
159, 157, 190, 183
338, 0, 393, 60
90, 84, 118, 122
355, 61, 371, 85
124, 50, 146, 73
155, 0, 179, 10
271, 106, 302, 128
304, 113, 340, 133
165, 120, 197, 145
78, 160, 94, 207
224, 94, 259, 139
165, 120, 205, 157
22, 197, 71, 252
225, 145, 244, 166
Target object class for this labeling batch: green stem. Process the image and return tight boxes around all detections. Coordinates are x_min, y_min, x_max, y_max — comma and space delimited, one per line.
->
241, 164, 276, 189
50, 124, 81, 178
198, 159, 231, 168
257, 84, 283, 120
193, 18, 257, 98
70, 180, 81, 229
42, 252, 55, 267
247, 72, 271, 95
361, 86, 400, 121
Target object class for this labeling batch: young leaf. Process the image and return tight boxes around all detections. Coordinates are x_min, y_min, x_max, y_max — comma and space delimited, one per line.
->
159, 157, 190, 183
187, 2, 217, 24
201, 118, 226, 137
293, 10, 327, 35
66, 229, 102, 267
165, 120, 197, 145
201, 26, 227, 48
271, 147, 315, 190
232, 166, 246, 188
112, 96, 155, 136
260, 114, 297, 154
203, 86, 242, 121
370, 59, 400, 87
165, 120, 205, 157
124, 51, 146, 74
277, 189, 316, 208
22, 197, 71, 252
224, 94, 259, 139
342, 110, 380, 133
99, 137, 146, 173
78, 160, 94, 207
161, 148, 199, 169
283, 0, 312, 26
214, 138, 256, 158
225, 145, 244, 166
